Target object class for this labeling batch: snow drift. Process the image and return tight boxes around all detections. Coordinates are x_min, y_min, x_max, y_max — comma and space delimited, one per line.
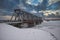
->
33, 21, 60, 40
0, 23, 55, 40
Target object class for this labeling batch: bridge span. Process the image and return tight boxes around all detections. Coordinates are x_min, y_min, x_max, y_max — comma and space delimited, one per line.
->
0, 9, 43, 28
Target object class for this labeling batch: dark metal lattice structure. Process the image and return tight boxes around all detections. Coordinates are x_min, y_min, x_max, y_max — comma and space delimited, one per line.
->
10, 9, 43, 28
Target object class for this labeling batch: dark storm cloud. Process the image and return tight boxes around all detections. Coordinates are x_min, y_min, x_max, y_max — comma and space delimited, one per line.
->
0, 0, 19, 10
0, 0, 4, 9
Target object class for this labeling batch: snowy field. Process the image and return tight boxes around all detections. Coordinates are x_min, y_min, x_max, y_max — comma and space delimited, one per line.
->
0, 21, 60, 40
33, 21, 60, 40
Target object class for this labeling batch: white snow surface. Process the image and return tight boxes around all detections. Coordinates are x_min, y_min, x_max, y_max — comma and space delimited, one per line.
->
33, 21, 60, 40
0, 23, 55, 40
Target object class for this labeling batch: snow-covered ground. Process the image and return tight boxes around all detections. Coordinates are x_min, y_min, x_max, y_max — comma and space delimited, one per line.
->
0, 21, 60, 40
33, 21, 60, 40
0, 23, 56, 40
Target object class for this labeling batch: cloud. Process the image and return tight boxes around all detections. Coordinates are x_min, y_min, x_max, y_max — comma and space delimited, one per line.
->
48, 0, 60, 6
30, 9, 37, 13
17, 3, 26, 10
26, 0, 32, 4
38, 0, 43, 3
26, 0, 39, 6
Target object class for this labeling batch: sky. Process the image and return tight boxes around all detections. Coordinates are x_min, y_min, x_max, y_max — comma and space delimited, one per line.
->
0, 0, 60, 16
26, 0, 43, 6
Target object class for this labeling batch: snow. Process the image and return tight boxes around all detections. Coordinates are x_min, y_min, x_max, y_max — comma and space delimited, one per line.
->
0, 23, 55, 40
33, 21, 60, 40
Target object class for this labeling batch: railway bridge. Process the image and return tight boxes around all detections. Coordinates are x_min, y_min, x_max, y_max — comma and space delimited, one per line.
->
0, 9, 43, 28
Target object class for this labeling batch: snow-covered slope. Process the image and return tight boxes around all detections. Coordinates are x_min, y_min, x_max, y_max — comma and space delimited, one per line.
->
33, 21, 60, 40
0, 23, 55, 40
